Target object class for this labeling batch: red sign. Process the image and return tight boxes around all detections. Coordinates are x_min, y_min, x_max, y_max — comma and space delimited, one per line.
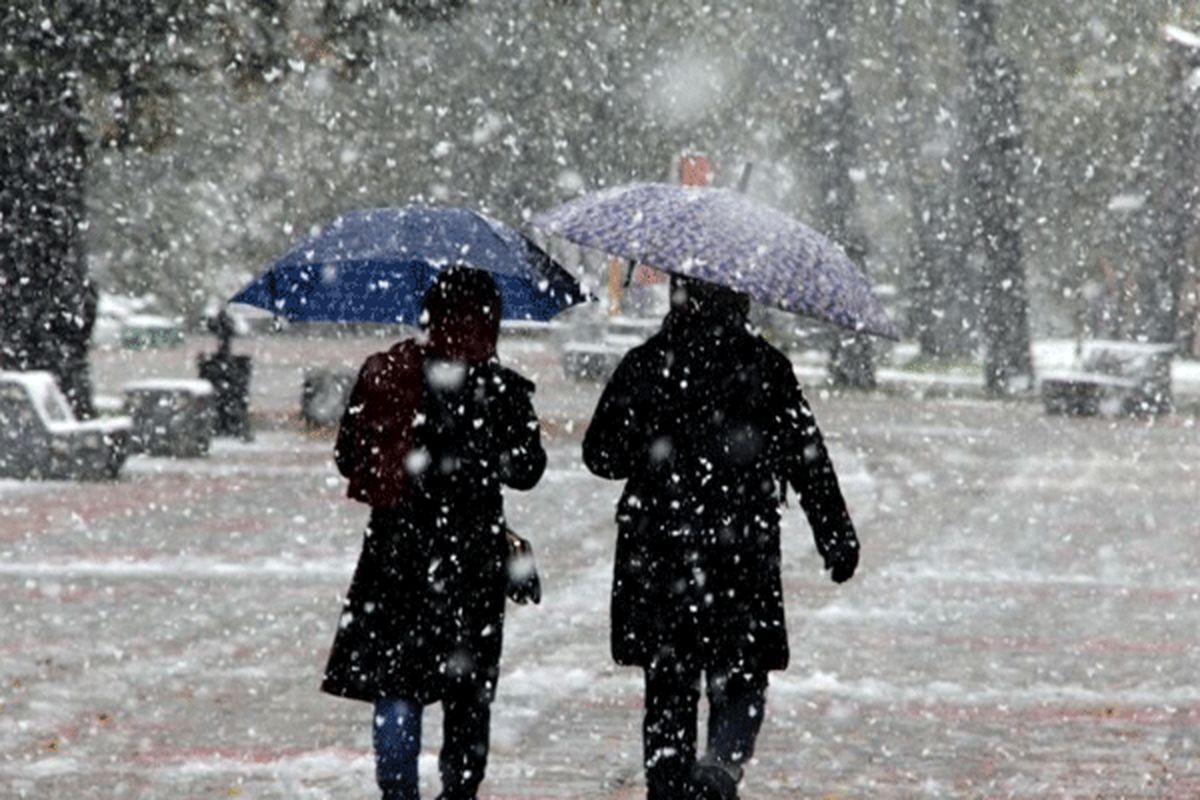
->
679, 154, 713, 187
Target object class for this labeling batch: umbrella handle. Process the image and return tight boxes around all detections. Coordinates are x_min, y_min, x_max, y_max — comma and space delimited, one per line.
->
622, 259, 636, 289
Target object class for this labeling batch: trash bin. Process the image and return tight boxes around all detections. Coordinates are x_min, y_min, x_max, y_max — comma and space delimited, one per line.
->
198, 354, 254, 440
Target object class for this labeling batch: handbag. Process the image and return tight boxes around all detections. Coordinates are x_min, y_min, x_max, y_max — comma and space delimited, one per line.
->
505, 528, 541, 605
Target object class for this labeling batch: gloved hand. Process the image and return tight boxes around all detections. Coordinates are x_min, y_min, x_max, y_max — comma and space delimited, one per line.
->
824, 540, 858, 584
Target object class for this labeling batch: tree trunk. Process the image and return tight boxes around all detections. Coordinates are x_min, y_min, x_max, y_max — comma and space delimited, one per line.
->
812, 0, 875, 389
958, 0, 1033, 395
0, 54, 96, 418
890, 0, 974, 360
1139, 29, 1200, 352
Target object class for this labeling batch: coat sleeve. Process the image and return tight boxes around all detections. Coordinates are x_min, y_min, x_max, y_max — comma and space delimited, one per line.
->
582, 354, 644, 481
780, 370, 859, 565
492, 369, 547, 491
334, 346, 422, 484
334, 361, 370, 480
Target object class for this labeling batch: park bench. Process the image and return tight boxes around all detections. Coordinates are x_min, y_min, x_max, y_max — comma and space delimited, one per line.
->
0, 371, 132, 480
119, 313, 185, 350
1040, 340, 1175, 417
122, 379, 216, 457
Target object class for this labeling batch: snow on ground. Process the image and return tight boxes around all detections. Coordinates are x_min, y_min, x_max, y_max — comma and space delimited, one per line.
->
2, 335, 1199, 798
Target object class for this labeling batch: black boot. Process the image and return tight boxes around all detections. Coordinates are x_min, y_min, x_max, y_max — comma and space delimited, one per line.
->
381, 786, 419, 800
691, 759, 739, 800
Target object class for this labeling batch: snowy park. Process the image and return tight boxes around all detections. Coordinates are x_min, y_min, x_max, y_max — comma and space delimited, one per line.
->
6, 2, 1200, 799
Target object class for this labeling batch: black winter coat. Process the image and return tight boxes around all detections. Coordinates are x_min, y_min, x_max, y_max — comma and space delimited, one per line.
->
583, 308, 858, 672
321, 358, 546, 704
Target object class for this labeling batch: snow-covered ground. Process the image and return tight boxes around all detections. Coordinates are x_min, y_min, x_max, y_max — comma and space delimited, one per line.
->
2, 336, 1199, 798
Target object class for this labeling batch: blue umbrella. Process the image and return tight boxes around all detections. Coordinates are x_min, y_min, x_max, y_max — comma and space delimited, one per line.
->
531, 183, 899, 339
230, 206, 589, 323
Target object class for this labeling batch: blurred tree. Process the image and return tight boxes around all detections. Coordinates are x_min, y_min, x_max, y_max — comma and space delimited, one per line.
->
889, 0, 974, 360
0, 56, 93, 412
0, 0, 466, 417
809, 0, 875, 389
0, 1, 189, 416
1138, 25, 1200, 352
957, 0, 1034, 394
320, 0, 468, 75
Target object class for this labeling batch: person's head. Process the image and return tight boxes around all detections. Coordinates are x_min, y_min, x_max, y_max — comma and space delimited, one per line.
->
420, 265, 502, 362
669, 274, 750, 320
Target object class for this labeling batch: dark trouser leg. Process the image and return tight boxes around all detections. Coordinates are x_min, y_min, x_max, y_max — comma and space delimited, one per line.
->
437, 686, 491, 800
374, 698, 422, 800
705, 668, 768, 776
643, 654, 701, 800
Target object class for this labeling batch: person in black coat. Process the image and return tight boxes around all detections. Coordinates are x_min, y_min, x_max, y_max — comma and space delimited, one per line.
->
583, 276, 859, 800
322, 267, 547, 800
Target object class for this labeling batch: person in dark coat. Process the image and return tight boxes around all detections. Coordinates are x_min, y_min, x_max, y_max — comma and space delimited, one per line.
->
322, 266, 547, 800
583, 276, 860, 800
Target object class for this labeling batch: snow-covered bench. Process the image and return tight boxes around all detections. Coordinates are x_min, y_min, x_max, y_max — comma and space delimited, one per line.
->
119, 313, 184, 350
1040, 340, 1174, 417
0, 371, 132, 480
122, 379, 216, 457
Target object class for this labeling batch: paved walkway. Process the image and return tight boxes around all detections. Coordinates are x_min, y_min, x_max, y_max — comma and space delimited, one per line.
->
2, 336, 1199, 798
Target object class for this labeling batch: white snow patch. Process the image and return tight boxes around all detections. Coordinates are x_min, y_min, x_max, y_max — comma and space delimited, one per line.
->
1105, 192, 1146, 212
773, 670, 1200, 708
647, 53, 732, 126
122, 378, 214, 396
1165, 24, 1200, 50
0, 556, 352, 581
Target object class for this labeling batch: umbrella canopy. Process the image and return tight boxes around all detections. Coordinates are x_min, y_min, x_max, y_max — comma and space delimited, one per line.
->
531, 183, 899, 339
231, 206, 588, 323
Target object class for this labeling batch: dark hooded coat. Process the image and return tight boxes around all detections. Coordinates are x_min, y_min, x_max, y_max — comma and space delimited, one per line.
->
321, 285, 545, 704
583, 302, 858, 672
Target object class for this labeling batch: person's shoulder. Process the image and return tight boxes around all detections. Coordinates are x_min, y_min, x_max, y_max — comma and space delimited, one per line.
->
487, 362, 536, 396
361, 338, 421, 378
748, 333, 800, 381
595, 341, 653, 390
618, 330, 669, 371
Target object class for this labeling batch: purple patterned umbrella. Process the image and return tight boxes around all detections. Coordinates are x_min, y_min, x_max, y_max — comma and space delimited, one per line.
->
531, 183, 899, 339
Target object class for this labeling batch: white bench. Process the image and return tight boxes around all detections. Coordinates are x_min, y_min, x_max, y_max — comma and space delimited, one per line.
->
0, 371, 132, 480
